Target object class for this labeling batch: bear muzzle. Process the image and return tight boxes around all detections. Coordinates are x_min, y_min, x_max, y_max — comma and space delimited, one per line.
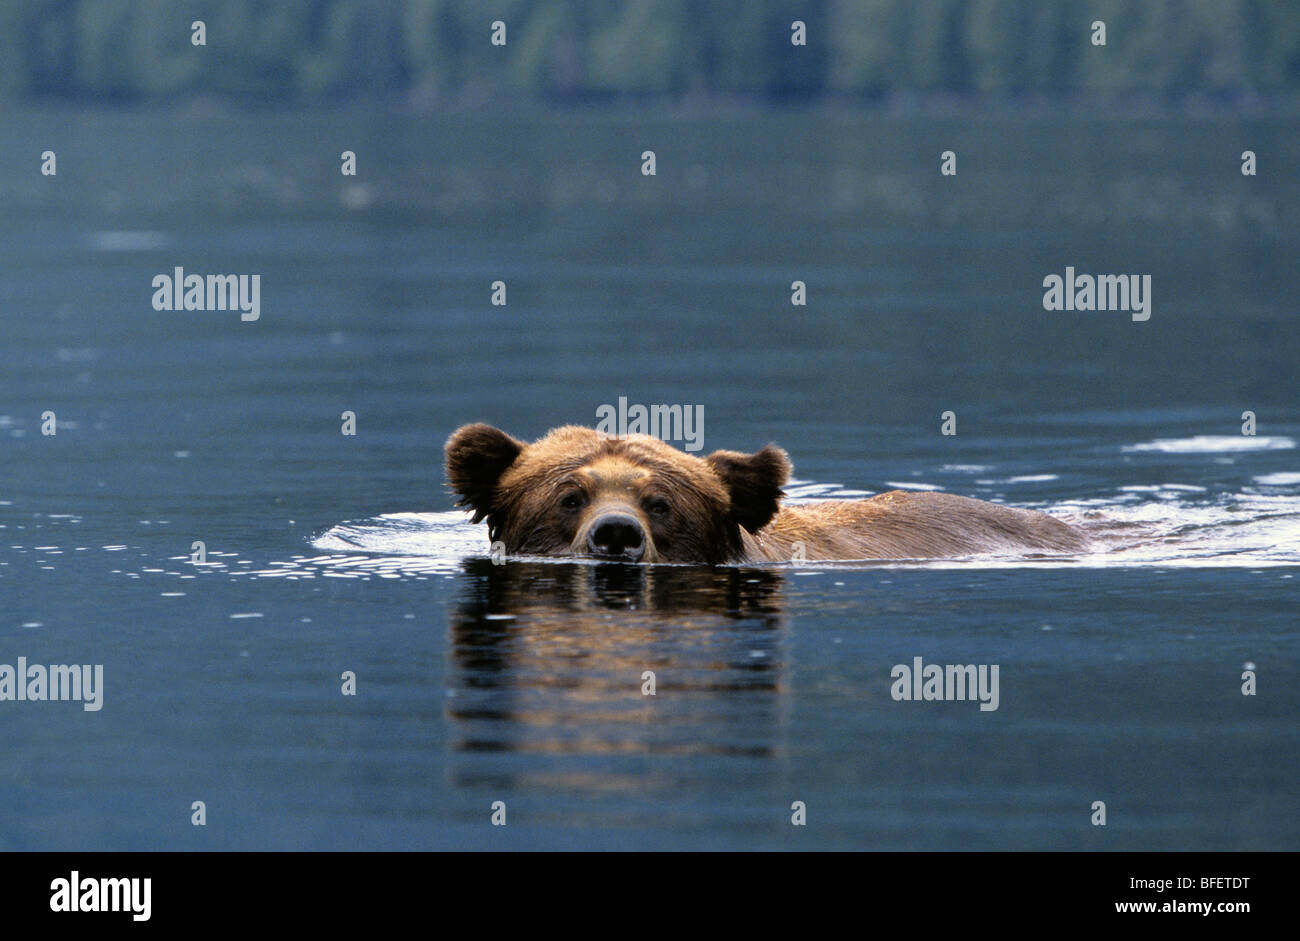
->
582, 512, 649, 562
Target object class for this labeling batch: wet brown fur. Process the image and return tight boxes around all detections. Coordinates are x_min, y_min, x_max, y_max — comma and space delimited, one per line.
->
445, 423, 1088, 564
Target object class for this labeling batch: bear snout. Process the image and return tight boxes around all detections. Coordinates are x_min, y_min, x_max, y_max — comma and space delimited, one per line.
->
585, 513, 646, 562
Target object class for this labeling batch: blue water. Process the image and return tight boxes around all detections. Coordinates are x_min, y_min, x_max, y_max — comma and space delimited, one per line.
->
2, 109, 1298, 849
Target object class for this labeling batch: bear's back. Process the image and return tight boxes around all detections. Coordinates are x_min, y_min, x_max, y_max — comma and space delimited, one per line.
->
745, 491, 1087, 561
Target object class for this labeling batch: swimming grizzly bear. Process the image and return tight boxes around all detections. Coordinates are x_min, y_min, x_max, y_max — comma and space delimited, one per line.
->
445, 423, 1088, 564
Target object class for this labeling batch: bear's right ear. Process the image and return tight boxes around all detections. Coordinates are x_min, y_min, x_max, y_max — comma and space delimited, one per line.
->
445, 423, 526, 523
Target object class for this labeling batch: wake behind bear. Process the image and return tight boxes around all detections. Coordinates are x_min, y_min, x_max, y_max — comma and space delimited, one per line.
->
445, 423, 1089, 564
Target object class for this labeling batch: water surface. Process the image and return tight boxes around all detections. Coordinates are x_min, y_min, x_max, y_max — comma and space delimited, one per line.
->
2, 108, 1297, 849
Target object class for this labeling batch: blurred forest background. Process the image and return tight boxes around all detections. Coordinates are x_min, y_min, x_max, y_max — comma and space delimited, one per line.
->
1, 0, 1298, 106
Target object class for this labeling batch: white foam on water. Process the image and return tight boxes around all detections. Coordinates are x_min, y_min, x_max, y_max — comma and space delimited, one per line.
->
313, 511, 483, 558
303, 511, 486, 576
1118, 484, 1208, 496
1123, 435, 1294, 454
784, 479, 872, 500
1255, 472, 1300, 486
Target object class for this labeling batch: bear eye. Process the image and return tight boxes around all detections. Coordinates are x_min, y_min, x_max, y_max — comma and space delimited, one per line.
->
559, 491, 587, 511
644, 497, 671, 519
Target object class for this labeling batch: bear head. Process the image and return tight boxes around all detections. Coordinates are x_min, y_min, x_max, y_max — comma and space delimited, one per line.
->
444, 423, 790, 564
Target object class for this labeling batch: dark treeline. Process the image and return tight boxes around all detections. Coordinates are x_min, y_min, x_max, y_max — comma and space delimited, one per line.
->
1, 0, 1298, 105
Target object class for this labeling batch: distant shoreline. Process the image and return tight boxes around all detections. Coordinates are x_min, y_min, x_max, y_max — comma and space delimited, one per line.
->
6, 90, 1300, 119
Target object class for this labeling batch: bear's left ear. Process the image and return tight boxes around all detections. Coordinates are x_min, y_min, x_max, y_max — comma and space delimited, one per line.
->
445, 423, 526, 523
706, 444, 791, 533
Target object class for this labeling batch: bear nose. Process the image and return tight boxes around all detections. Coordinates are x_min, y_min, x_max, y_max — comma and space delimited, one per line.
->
587, 514, 645, 561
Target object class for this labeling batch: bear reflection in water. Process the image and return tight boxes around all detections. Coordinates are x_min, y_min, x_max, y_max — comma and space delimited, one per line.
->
445, 559, 789, 769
